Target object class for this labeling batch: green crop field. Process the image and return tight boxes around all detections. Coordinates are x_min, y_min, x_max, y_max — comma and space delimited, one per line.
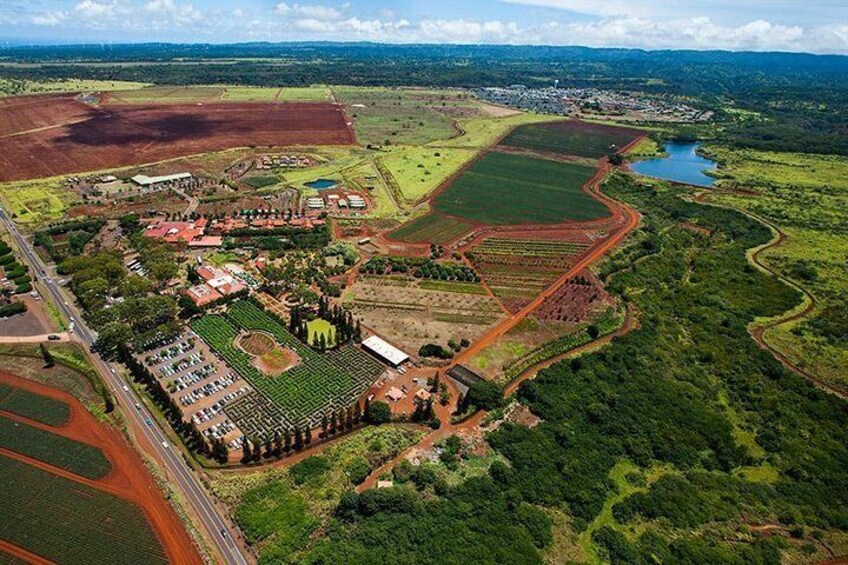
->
0, 454, 167, 565
499, 120, 644, 158
105, 85, 226, 104
389, 212, 474, 244
191, 300, 383, 434
0, 415, 111, 479
243, 175, 280, 189
0, 384, 70, 426
433, 152, 604, 225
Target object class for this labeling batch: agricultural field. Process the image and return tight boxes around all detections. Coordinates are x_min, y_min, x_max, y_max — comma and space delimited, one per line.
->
0, 415, 112, 480
0, 454, 168, 565
706, 146, 848, 392
209, 425, 424, 563
389, 212, 474, 244
0, 78, 150, 98
334, 86, 480, 146
498, 120, 645, 158
0, 96, 355, 182
343, 275, 506, 354
466, 236, 593, 311
0, 383, 70, 426
104, 85, 332, 104
432, 152, 603, 225
0, 176, 76, 224
191, 300, 384, 434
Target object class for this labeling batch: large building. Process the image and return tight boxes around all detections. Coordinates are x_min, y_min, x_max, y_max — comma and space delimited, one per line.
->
361, 335, 409, 367
131, 172, 192, 186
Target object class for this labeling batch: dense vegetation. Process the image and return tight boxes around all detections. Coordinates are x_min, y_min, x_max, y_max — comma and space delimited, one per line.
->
308, 173, 848, 563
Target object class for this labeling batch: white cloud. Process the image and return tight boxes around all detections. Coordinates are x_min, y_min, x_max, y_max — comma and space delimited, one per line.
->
277, 3, 342, 20
74, 1, 118, 18
30, 11, 66, 26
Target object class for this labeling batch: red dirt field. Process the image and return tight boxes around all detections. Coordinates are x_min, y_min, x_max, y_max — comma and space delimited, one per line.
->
0, 371, 202, 565
0, 95, 355, 182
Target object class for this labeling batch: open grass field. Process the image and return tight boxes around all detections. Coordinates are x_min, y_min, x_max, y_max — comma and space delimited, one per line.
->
706, 146, 848, 392
0, 176, 76, 224
0, 454, 168, 565
306, 318, 337, 347
0, 78, 150, 98
105, 85, 332, 104
0, 415, 112, 479
389, 212, 474, 244
498, 120, 644, 158
377, 146, 477, 204
0, 95, 355, 182
433, 152, 604, 225
0, 383, 70, 426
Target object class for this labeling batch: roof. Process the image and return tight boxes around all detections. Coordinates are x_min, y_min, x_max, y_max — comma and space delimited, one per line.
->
131, 172, 192, 186
386, 387, 404, 401
362, 335, 409, 366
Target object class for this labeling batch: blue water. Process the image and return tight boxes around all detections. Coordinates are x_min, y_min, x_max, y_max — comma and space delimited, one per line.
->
631, 142, 718, 187
305, 178, 339, 190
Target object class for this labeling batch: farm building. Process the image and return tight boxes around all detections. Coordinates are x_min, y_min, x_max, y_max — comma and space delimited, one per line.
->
362, 335, 409, 367
131, 172, 192, 186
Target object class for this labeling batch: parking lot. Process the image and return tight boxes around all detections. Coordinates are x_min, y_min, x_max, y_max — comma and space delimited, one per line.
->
138, 330, 251, 450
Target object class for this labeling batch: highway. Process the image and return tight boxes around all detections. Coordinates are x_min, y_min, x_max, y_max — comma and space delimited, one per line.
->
0, 208, 249, 565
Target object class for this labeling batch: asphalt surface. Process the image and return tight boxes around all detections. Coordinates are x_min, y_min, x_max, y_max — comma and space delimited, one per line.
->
0, 208, 249, 565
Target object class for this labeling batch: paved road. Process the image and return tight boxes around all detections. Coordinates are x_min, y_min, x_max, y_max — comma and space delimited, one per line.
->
0, 208, 248, 565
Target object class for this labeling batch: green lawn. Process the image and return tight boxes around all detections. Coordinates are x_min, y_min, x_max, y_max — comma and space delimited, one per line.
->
433, 152, 604, 225
0, 384, 70, 427
0, 454, 167, 565
306, 318, 337, 348
0, 415, 112, 479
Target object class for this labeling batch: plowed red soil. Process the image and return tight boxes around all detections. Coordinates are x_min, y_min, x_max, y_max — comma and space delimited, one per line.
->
0, 371, 202, 565
0, 95, 355, 182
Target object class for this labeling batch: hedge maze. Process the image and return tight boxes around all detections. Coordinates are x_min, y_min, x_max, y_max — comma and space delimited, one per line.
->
192, 300, 384, 435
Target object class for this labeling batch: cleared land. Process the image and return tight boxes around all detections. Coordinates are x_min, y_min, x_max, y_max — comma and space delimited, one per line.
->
0, 95, 355, 182
344, 275, 506, 354
433, 152, 603, 225
498, 120, 644, 158
0, 415, 112, 479
0, 454, 168, 565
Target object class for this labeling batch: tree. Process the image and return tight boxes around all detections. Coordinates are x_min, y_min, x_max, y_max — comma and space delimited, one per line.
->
264, 435, 273, 459
39, 343, 55, 368
273, 430, 282, 458
252, 438, 261, 462
284, 428, 292, 453
305, 427, 313, 445
320, 413, 329, 439
365, 400, 391, 425
241, 439, 252, 464
467, 381, 503, 411
294, 425, 304, 451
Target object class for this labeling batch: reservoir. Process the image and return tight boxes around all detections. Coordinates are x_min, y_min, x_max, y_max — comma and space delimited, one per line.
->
630, 142, 718, 187
305, 178, 339, 190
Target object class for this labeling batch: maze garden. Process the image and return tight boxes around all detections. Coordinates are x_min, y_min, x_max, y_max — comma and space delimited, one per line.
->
191, 300, 384, 436
466, 237, 592, 311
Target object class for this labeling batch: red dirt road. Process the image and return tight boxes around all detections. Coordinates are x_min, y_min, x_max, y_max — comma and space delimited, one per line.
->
0, 95, 355, 182
0, 371, 202, 565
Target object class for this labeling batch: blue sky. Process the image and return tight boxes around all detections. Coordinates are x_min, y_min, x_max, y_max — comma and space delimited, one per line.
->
2, 0, 846, 53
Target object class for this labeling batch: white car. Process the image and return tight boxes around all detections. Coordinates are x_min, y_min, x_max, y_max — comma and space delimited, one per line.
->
161, 441, 169, 449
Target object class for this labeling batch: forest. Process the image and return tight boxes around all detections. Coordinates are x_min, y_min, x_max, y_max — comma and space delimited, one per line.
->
302, 173, 848, 564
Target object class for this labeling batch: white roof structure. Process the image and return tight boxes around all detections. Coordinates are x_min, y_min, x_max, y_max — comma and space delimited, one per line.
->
131, 172, 192, 186
362, 335, 409, 367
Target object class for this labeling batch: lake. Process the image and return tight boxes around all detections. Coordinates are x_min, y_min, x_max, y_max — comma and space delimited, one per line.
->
305, 178, 339, 190
630, 142, 718, 187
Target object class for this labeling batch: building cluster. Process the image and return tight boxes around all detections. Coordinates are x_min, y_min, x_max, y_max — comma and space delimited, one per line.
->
306, 192, 368, 212
476, 86, 711, 122
184, 264, 249, 307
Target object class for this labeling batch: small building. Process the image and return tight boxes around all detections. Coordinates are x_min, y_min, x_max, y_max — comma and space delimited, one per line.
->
414, 389, 432, 403
362, 335, 410, 368
386, 387, 404, 402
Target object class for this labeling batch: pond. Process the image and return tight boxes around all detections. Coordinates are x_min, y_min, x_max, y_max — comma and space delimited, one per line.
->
305, 178, 339, 190
630, 142, 718, 187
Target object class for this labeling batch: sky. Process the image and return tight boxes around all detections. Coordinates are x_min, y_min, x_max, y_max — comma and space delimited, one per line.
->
1, 0, 847, 54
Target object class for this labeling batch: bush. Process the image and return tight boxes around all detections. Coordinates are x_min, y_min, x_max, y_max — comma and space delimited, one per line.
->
365, 401, 391, 425
290, 456, 331, 485
345, 457, 372, 485
0, 301, 27, 318
14, 283, 32, 294
418, 343, 453, 359
466, 381, 503, 411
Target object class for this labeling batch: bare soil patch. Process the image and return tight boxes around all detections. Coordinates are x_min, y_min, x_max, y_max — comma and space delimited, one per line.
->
237, 331, 299, 375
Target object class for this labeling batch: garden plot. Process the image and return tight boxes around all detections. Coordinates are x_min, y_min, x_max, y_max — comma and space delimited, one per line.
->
466, 236, 592, 312
138, 331, 249, 449
344, 276, 506, 354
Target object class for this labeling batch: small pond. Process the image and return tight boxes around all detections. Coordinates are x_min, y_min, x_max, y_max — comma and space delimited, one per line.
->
305, 178, 339, 190
630, 142, 718, 187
